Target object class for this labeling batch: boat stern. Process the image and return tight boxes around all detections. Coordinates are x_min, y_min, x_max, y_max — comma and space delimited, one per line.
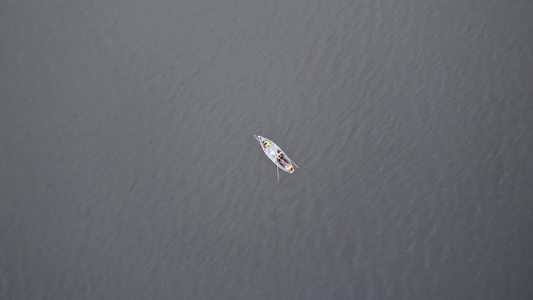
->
284, 163, 295, 174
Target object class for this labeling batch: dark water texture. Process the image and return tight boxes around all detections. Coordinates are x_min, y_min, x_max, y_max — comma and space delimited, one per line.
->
1, 0, 532, 299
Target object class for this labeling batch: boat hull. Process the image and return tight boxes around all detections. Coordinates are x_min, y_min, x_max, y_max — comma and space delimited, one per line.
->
254, 135, 295, 173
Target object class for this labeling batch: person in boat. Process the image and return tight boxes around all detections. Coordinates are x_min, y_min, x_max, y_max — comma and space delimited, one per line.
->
276, 152, 288, 166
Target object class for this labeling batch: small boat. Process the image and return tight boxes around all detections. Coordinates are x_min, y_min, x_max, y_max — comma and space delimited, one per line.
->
253, 135, 298, 181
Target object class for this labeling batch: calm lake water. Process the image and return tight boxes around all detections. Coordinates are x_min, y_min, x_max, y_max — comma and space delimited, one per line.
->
1, 0, 532, 299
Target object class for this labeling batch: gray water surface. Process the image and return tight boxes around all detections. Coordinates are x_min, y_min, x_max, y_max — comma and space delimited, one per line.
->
1, 0, 532, 299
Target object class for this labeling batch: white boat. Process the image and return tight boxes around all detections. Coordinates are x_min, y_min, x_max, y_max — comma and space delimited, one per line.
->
253, 135, 298, 181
